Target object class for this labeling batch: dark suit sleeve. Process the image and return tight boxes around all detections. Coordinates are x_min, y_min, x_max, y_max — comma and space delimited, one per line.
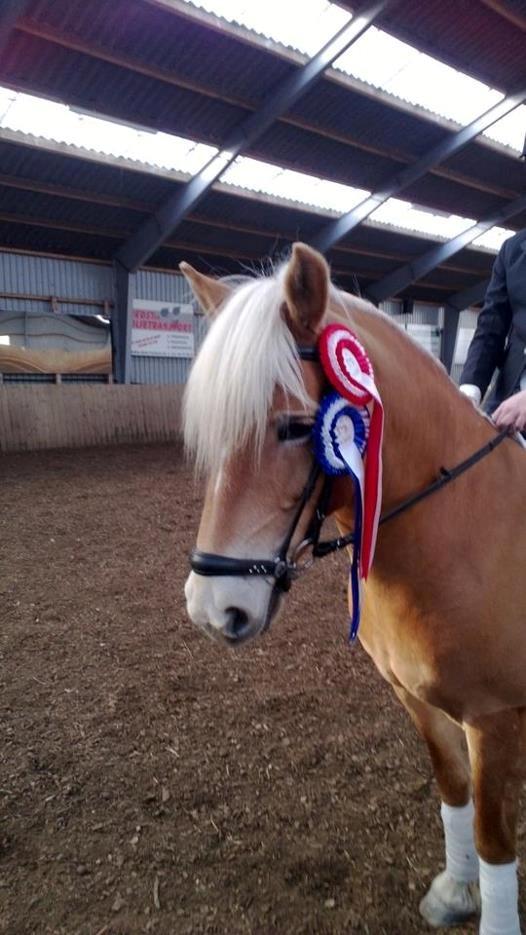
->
459, 243, 512, 397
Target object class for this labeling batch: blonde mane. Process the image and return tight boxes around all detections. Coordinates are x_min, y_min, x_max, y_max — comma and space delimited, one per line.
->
183, 269, 312, 474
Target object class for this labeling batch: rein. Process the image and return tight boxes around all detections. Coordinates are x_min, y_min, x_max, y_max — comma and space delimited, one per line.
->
313, 427, 509, 558
190, 345, 511, 599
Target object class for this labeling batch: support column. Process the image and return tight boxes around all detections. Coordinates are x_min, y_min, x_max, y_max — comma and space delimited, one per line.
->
112, 260, 134, 384
441, 305, 460, 375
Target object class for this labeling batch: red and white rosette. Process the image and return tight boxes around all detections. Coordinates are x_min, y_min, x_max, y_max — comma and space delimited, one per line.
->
318, 323, 383, 578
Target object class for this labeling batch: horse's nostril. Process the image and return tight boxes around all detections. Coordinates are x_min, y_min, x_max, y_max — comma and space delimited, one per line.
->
224, 607, 250, 641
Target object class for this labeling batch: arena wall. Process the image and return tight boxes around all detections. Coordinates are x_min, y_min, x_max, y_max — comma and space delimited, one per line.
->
0, 384, 184, 452
0, 251, 461, 453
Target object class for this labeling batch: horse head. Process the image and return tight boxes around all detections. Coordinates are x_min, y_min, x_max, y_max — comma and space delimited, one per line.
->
182, 243, 355, 644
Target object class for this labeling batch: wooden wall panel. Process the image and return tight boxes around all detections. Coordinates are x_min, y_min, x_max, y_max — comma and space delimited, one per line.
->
0, 385, 184, 452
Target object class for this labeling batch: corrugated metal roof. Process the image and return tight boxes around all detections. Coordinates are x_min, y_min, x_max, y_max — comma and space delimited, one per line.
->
3, 32, 243, 142
24, 0, 293, 105
0, 220, 121, 259
2, 2, 522, 206
347, 0, 526, 93
0, 0, 522, 304
0, 186, 147, 231
0, 138, 184, 204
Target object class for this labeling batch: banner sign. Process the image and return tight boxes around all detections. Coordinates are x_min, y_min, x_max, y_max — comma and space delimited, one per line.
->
131, 300, 194, 357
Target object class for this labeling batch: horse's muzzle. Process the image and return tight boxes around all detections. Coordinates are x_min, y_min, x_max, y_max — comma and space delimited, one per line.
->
184, 569, 280, 646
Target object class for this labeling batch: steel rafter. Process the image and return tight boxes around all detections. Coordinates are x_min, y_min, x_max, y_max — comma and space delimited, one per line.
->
116, 0, 389, 272
312, 86, 526, 253
448, 278, 491, 311
367, 193, 526, 304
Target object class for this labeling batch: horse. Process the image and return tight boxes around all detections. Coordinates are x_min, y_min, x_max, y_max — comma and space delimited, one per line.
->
182, 243, 526, 934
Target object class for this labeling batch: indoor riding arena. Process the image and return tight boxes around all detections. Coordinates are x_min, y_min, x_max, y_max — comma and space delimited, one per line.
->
1, 3, 526, 935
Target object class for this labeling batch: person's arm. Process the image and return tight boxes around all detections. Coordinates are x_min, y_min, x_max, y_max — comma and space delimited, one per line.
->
459, 243, 512, 401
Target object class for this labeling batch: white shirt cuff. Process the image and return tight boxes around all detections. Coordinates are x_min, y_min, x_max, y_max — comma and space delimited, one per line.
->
459, 384, 481, 405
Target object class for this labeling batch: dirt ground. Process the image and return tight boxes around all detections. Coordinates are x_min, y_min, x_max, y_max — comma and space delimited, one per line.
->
1, 444, 524, 935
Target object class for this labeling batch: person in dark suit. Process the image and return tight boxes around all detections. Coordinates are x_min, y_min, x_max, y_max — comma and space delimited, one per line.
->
460, 134, 526, 431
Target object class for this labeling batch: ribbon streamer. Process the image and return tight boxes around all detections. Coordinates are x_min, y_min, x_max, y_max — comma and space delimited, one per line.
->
313, 392, 369, 640
318, 324, 384, 579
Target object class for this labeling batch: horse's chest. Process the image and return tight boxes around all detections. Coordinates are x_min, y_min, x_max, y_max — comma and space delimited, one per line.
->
358, 594, 444, 703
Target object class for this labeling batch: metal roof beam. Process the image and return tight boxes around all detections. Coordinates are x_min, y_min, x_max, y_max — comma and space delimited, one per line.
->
0, 167, 498, 275
0, 171, 152, 212
366, 193, 526, 303
0, 0, 31, 57
0, 199, 492, 292
115, 0, 389, 272
448, 278, 491, 311
312, 86, 526, 253
0, 207, 383, 272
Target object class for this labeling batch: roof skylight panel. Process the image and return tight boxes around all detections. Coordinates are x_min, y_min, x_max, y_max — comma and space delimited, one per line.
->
472, 226, 515, 252
370, 198, 476, 240
184, 0, 349, 54
126, 130, 217, 174
334, 27, 503, 125
0, 81, 517, 254
222, 156, 369, 212
182, 1, 521, 154
484, 105, 526, 151
0, 89, 218, 173
0, 87, 17, 123
3, 93, 71, 142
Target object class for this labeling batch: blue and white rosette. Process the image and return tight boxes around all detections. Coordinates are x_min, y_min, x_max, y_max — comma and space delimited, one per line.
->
313, 392, 370, 641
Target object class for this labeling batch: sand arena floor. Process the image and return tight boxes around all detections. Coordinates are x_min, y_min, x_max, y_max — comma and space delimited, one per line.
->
2, 443, 523, 934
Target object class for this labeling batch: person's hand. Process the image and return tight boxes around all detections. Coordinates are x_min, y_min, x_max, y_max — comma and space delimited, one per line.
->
492, 389, 526, 432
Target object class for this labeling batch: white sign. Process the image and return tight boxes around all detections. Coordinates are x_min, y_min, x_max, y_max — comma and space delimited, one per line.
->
131, 299, 194, 357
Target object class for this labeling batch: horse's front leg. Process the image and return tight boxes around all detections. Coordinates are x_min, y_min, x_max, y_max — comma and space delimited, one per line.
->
393, 686, 481, 927
465, 710, 524, 935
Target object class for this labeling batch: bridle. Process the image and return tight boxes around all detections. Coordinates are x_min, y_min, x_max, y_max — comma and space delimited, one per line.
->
190, 345, 510, 607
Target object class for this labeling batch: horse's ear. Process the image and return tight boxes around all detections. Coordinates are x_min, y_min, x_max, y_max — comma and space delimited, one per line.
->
283, 242, 329, 335
179, 262, 231, 315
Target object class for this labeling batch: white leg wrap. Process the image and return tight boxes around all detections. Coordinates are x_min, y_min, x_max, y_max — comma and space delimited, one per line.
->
479, 858, 520, 935
441, 800, 479, 882
419, 801, 480, 927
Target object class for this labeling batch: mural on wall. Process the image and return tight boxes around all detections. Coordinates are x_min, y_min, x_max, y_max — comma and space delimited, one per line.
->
0, 311, 112, 374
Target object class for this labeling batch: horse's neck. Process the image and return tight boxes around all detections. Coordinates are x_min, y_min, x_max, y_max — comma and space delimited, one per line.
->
381, 360, 475, 509
331, 298, 526, 648
348, 306, 484, 509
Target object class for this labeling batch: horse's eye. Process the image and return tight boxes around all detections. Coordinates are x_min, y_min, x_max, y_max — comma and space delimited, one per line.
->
277, 420, 313, 443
